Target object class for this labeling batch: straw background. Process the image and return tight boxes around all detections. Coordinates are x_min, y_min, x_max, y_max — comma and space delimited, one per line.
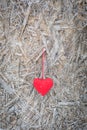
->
0, 0, 87, 130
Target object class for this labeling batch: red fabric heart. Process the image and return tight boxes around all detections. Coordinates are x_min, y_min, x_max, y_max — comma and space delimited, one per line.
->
33, 78, 53, 96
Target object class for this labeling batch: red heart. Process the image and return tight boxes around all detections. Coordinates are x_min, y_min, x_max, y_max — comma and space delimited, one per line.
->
33, 78, 53, 96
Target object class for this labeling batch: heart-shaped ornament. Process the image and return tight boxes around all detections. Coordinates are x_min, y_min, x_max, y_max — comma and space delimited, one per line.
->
33, 78, 53, 96
33, 47, 54, 96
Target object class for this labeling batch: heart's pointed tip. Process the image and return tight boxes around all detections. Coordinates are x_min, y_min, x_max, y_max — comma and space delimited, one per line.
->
40, 94, 46, 96
40, 92, 48, 96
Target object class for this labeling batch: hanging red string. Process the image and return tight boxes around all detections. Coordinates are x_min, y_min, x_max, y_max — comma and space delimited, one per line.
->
42, 47, 45, 79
